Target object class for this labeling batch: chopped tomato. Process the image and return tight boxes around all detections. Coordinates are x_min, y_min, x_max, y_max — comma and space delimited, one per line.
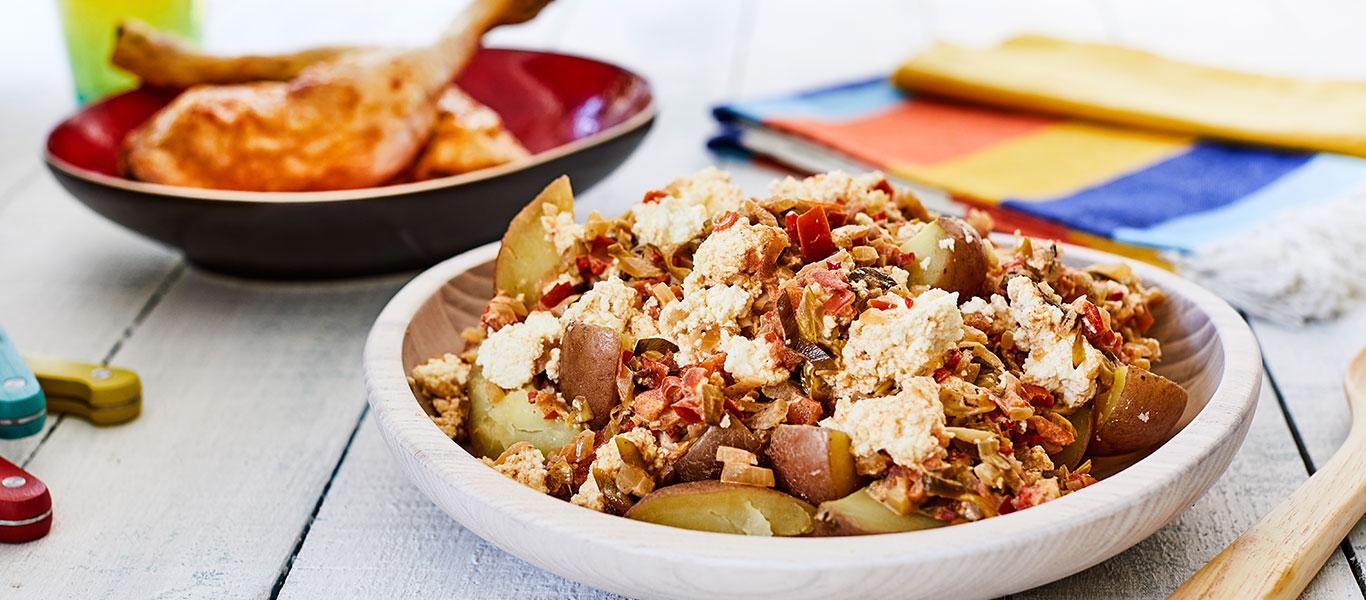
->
826, 209, 848, 228
713, 211, 741, 231
997, 495, 1016, 515
537, 281, 576, 309
796, 206, 836, 263
783, 212, 800, 244
1020, 383, 1055, 409
575, 255, 610, 278
1081, 301, 1124, 355
642, 189, 668, 204
868, 297, 900, 310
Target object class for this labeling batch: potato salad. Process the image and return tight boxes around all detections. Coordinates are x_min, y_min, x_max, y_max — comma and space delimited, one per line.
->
408, 169, 1187, 536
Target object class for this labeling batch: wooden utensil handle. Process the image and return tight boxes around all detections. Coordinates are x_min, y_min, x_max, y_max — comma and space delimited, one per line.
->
1170, 429, 1366, 599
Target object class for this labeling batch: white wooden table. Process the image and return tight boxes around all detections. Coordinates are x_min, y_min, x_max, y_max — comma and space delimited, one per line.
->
2, 1, 1365, 598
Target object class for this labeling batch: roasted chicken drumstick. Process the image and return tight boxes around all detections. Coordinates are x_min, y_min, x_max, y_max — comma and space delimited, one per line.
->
121, 0, 551, 191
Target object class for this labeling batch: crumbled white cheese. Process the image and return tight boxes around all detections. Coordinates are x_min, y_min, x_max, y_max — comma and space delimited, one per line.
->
560, 276, 638, 334
540, 209, 584, 255
721, 335, 790, 385
409, 353, 471, 399
631, 195, 709, 250
832, 289, 964, 399
686, 217, 786, 291
1006, 276, 1104, 407
766, 170, 892, 207
822, 376, 945, 468
882, 266, 910, 288
545, 347, 561, 383
475, 311, 563, 389
658, 284, 753, 365
938, 237, 956, 251
665, 167, 746, 217
482, 442, 551, 494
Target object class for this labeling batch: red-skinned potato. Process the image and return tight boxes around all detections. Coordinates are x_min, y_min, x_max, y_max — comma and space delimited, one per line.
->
813, 487, 945, 536
559, 321, 622, 428
766, 425, 864, 504
495, 176, 574, 305
901, 216, 989, 297
1089, 366, 1188, 456
671, 421, 762, 482
625, 481, 815, 536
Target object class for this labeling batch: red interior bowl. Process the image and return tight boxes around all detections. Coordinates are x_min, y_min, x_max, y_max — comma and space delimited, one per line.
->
45, 48, 655, 278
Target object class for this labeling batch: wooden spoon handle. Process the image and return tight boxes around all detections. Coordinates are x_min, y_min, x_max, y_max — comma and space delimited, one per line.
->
1170, 430, 1366, 599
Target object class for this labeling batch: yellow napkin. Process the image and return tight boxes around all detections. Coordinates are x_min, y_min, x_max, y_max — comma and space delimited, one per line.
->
893, 35, 1366, 158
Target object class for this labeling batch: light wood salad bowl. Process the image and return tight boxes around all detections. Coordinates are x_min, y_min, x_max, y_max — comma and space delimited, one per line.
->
363, 238, 1261, 599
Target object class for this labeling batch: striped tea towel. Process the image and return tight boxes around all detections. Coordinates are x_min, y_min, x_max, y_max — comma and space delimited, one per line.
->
711, 39, 1366, 324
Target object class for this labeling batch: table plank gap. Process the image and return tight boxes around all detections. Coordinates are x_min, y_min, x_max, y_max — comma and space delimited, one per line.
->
269, 404, 372, 600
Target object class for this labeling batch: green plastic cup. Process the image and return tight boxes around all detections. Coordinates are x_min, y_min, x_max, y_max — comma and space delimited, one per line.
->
57, 0, 202, 104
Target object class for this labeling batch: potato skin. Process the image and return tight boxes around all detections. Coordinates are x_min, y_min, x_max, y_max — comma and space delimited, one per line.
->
813, 488, 945, 536
670, 422, 762, 483
903, 216, 989, 298
625, 481, 816, 536
560, 321, 622, 428
766, 425, 863, 504
494, 176, 574, 305
1089, 366, 1188, 456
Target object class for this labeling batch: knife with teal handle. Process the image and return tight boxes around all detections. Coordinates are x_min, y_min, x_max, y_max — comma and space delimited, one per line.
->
0, 327, 45, 439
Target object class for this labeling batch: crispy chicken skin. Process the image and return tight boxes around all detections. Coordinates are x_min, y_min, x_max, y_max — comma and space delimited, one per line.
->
119, 0, 551, 192
410, 87, 530, 180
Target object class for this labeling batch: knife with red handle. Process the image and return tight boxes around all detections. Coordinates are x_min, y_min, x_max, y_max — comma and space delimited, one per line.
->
0, 455, 51, 543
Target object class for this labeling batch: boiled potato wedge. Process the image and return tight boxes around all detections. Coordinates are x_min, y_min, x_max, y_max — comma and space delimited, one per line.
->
671, 421, 762, 482
467, 366, 583, 459
766, 425, 863, 504
625, 481, 815, 536
902, 216, 988, 297
1089, 366, 1188, 456
813, 487, 946, 536
494, 176, 574, 305
560, 321, 623, 428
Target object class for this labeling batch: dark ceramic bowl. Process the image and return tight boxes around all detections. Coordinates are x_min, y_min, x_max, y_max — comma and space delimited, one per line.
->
45, 48, 655, 279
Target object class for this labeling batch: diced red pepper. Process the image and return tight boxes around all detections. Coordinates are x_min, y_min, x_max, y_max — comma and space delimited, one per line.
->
1107, 289, 1125, 301
1020, 383, 1055, 409
713, 211, 741, 231
784, 212, 800, 244
868, 297, 900, 311
575, 255, 610, 278
589, 235, 615, 255
795, 207, 836, 263
642, 189, 668, 204
1081, 301, 1124, 355
538, 281, 576, 309
998, 495, 1017, 515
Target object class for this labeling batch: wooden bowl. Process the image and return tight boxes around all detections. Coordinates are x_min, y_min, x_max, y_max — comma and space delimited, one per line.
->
364, 240, 1261, 599
44, 48, 654, 279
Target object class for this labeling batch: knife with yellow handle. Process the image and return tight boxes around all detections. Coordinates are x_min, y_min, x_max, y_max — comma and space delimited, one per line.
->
23, 356, 141, 426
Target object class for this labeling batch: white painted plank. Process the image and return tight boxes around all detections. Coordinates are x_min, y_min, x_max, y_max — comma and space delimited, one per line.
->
0, 175, 178, 465
278, 416, 627, 599
0, 271, 405, 599
1017, 371, 1360, 598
